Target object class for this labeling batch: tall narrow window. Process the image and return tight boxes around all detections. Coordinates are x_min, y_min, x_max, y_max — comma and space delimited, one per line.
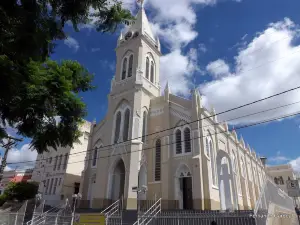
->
128, 55, 133, 77
175, 129, 182, 154
146, 57, 150, 79
150, 61, 154, 83
155, 139, 161, 181
49, 157, 52, 164
142, 111, 147, 142
53, 178, 58, 194
57, 155, 62, 170
54, 156, 58, 171
49, 178, 54, 195
123, 109, 130, 141
210, 140, 216, 185
114, 112, 122, 143
63, 153, 68, 170
92, 148, 98, 167
122, 58, 127, 80
45, 179, 50, 195
205, 138, 210, 157
184, 128, 191, 153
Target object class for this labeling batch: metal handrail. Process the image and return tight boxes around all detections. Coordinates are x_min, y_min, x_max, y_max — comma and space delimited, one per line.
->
26, 201, 67, 225
133, 198, 161, 225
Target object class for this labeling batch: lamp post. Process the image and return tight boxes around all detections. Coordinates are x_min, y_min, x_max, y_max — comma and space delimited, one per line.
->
132, 185, 148, 225
71, 193, 82, 225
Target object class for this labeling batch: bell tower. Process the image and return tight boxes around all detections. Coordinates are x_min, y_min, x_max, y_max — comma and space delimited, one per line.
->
106, 5, 162, 210
110, 6, 162, 97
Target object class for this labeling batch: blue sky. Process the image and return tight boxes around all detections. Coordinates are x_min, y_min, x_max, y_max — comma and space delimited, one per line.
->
1, 0, 300, 171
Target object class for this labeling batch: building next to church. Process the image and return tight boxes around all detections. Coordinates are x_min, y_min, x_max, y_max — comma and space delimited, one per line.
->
79, 7, 267, 211
0, 169, 33, 195
31, 120, 91, 204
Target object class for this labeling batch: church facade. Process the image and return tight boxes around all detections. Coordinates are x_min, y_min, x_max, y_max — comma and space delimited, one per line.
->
79, 7, 267, 211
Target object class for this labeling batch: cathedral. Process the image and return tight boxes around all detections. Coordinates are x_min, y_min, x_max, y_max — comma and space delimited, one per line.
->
79, 6, 267, 211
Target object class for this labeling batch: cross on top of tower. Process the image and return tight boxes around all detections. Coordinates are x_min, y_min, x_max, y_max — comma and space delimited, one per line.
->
136, 0, 144, 8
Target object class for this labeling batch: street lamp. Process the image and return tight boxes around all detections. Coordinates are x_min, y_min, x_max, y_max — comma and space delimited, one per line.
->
132, 185, 148, 225
71, 193, 82, 225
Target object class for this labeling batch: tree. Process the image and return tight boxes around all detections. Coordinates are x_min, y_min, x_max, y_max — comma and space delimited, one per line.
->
0, 0, 133, 153
3, 181, 39, 202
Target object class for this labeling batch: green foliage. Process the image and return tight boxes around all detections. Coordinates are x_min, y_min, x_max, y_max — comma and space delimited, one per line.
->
0, 194, 8, 206
3, 182, 39, 202
0, 0, 133, 153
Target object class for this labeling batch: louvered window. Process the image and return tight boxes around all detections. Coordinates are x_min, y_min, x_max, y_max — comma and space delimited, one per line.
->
184, 128, 191, 152
155, 139, 161, 181
175, 130, 182, 154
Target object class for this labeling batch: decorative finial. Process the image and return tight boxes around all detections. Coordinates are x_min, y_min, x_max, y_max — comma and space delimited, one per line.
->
137, 0, 144, 8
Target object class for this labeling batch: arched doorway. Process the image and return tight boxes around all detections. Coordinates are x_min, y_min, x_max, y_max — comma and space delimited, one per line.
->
110, 159, 126, 201
175, 164, 193, 210
216, 151, 237, 210
138, 164, 147, 200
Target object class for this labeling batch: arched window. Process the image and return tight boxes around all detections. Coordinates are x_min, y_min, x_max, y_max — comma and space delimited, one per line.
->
63, 153, 68, 170
114, 112, 122, 143
92, 148, 98, 167
155, 139, 161, 181
142, 111, 147, 142
128, 55, 133, 77
184, 128, 191, 153
175, 129, 182, 154
150, 61, 154, 83
205, 138, 210, 157
274, 177, 278, 184
146, 57, 150, 79
123, 109, 130, 141
122, 58, 127, 80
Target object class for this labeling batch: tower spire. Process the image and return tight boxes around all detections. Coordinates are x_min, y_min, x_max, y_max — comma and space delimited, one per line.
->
137, 0, 144, 8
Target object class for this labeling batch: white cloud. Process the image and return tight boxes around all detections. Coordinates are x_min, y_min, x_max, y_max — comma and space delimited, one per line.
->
206, 59, 231, 78
200, 18, 300, 124
64, 37, 79, 52
160, 48, 199, 95
269, 151, 291, 163
290, 157, 300, 172
4, 144, 37, 171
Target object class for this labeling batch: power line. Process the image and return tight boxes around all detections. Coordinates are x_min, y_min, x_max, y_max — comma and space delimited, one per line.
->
11, 84, 300, 167
8, 98, 300, 166
11, 109, 300, 170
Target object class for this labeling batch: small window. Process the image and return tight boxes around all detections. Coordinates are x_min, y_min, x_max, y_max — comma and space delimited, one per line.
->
150, 61, 154, 83
123, 109, 130, 141
122, 58, 127, 80
92, 148, 98, 167
59, 178, 62, 186
155, 139, 161, 181
114, 112, 122, 143
49, 178, 54, 195
184, 128, 191, 153
45, 179, 50, 195
146, 57, 150, 79
175, 130, 182, 154
49, 157, 52, 164
128, 55, 133, 77
53, 178, 58, 194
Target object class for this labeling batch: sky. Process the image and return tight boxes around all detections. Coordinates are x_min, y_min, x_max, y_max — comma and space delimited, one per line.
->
1, 0, 300, 173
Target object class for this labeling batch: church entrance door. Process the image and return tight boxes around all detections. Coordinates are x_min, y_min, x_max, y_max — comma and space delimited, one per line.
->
180, 177, 193, 210
111, 159, 125, 201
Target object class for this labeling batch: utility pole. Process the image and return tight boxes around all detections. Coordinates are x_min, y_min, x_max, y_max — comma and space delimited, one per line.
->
0, 136, 23, 182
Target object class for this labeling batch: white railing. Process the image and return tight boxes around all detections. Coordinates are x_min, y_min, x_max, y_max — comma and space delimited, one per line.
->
26, 199, 69, 225
133, 198, 161, 225
101, 199, 122, 225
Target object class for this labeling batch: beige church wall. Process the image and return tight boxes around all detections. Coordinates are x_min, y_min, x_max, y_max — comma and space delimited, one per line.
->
169, 95, 192, 109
